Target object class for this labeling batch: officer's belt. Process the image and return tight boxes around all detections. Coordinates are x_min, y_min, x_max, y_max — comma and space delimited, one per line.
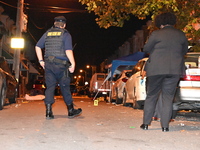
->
45, 56, 68, 65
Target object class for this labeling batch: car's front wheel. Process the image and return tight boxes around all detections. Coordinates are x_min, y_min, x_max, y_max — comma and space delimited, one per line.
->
0, 80, 7, 110
109, 90, 115, 103
122, 88, 127, 106
133, 87, 144, 109
115, 88, 122, 104
133, 96, 142, 109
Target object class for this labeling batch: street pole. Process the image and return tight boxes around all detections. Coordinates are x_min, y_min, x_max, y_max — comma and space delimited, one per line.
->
91, 65, 96, 75
13, 0, 24, 82
82, 70, 86, 83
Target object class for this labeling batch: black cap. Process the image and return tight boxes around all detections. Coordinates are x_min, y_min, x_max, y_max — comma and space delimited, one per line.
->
54, 16, 66, 23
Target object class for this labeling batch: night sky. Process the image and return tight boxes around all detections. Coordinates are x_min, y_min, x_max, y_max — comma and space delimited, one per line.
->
1, 0, 149, 73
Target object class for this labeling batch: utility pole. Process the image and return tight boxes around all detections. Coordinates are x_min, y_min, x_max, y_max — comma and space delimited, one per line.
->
13, 0, 24, 82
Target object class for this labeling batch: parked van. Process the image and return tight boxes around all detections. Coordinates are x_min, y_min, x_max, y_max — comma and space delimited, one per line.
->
89, 73, 111, 100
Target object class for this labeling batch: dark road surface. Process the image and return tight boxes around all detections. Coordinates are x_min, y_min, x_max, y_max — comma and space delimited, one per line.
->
0, 96, 200, 150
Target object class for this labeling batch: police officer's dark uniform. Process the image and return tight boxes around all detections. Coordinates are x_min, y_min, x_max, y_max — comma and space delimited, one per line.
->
35, 16, 82, 119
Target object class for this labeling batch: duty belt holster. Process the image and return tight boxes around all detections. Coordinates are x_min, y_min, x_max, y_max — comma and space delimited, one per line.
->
45, 56, 69, 66
45, 56, 71, 78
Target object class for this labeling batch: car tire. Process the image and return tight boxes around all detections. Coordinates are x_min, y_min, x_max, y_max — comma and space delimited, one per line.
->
115, 88, 122, 104
109, 90, 115, 103
133, 87, 144, 109
133, 96, 141, 109
173, 87, 181, 103
0, 80, 7, 110
132, 87, 141, 109
172, 87, 182, 111
8, 97, 16, 104
87, 92, 91, 98
122, 88, 127, 106
8, 87, 18, 104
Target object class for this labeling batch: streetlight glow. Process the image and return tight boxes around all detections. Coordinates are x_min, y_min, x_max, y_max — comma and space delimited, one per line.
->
11, 38, 24, 48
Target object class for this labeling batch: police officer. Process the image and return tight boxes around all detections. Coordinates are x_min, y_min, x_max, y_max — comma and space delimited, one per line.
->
35, 16, 82, 119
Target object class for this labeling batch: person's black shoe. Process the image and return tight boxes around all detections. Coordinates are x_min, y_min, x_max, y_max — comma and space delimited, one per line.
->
140, 124, 148, 130
46, 104, 54, 120
162, 127, 169, 132
67, 103, 82, 118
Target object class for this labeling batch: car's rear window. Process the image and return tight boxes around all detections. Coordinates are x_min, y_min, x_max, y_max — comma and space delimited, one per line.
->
97, 75, 105, 80
185, 53, 200, 68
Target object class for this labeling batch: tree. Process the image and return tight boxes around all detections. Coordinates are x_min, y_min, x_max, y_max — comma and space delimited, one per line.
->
79, 0, 200, 51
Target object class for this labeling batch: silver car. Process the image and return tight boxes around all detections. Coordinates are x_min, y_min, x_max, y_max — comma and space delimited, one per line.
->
111, 70, 132, 104
174, 52, 200, 111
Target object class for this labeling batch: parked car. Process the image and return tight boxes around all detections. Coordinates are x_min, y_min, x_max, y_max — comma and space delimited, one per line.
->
70, 83, 78, 95
122, 58, 148, 109
33, 80, 45, 91
89, 73, 111, 100
121, 52, 200, 111
31, 79, 46, 95
0, 57, 17, 110
54, 84, 61, 96
76, 84, 90, 96
110, 70, 132, 104
174, 52, 200, 111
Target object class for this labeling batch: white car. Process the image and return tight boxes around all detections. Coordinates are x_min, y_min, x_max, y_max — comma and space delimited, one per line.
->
174, 52, 200, 111
111, 70, 132, 104
122, 58, 148, 109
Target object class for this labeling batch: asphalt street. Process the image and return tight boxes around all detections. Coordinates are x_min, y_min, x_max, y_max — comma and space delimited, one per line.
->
0, 96, 200, 150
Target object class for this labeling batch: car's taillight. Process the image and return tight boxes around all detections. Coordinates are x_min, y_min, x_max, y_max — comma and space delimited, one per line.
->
95, 82, 98, 89
122, 78, 128, 83
181, 75, 200, 81
33, 84, 35, 88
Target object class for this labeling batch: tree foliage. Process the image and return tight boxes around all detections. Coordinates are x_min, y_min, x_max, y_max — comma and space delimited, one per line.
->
79, 0, 200, 51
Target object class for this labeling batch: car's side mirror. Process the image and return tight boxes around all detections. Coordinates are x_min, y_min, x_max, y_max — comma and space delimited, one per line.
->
125, 72, 133, 78
112, 74, 119, 81
140, 70, 146, 78
112, 77, 118, 81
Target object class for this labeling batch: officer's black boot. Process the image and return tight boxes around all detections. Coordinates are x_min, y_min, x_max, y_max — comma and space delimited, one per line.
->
67, 103, 82, 118
46, 104, 54, 119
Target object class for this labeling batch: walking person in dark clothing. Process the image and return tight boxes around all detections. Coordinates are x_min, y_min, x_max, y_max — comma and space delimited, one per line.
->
140, 12, 188, 132
35, 16, 82, 119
